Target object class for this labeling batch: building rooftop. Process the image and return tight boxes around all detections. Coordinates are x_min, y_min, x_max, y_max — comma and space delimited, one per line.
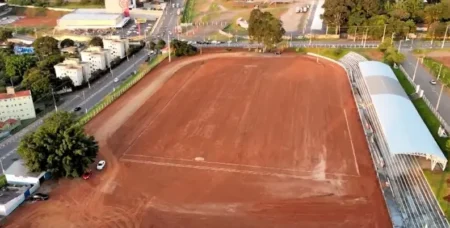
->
4, 160, 42, 178
0, 3, 7, 7
359, 61, 447, 170
0, 184, 31, 205
0, 90, 31, 100
59, 12, 122, 21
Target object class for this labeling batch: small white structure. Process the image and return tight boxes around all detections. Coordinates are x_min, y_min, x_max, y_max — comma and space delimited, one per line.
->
103, 36, 130, 59
0, 87, 36, 121
80, 46, 112, 72
0, 160, 47, 216
236, 17, 248, 29
54, 58, 91, 87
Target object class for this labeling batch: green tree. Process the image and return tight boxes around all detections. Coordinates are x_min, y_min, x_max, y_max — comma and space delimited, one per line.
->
60, 38, 75, 48
446, 139, 450, 154
33, 36, 60, 59
149, 41, 156, 50
383, 47, 405, 65
21, 67, 52, 100
321, 0, 355, 34
18, 112, 98, 178
89, 36, 103, 47
0, 29, 13, 42
378, 37, 393, 52
170, 39, 198, 56
156, 39, 166, 50
5, 55, 37, 81
248, 9, 285, 51
37, 53, 64, 75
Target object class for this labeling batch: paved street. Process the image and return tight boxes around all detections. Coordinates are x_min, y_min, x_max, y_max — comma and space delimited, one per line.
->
0, 50, 150, 171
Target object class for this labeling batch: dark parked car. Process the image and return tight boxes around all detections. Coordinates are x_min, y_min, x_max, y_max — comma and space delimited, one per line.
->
74, 107, 82, 112
31, 193, 49, 201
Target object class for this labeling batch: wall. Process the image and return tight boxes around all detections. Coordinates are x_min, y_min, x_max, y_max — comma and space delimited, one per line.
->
0, 194, 25, 216
5, 174, 39, 185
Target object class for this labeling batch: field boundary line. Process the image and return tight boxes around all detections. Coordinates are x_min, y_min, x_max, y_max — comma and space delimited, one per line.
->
120, 157, 356, 179
343, 108, 360, 176
121, 154, 361, 178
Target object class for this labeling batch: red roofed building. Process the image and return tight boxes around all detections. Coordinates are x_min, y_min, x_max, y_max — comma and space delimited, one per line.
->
0, 87, 36, 121
0, 119, 21, 131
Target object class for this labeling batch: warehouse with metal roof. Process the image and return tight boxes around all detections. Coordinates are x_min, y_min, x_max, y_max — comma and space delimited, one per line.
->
358, 61, 447, 170
56, 9, 130, 30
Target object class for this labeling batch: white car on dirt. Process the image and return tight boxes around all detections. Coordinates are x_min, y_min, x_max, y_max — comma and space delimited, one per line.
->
97, 160, 106, 170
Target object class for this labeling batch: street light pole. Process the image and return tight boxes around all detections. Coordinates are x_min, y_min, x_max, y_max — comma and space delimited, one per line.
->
437, 64, 443, 80
442, 25, 449, 49
51, 88, 58, 112
0, 159, 4, 173
413, 57, 421, 82
398, 40, 403, 52
436, 83, 445, 111
391, 32, 395, 45
381, 24, 387, 43
168, 33, 171, 62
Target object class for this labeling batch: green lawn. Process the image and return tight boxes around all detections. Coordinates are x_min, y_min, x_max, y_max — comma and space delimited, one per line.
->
422, 57, 450, 85
0, 175, 6, 188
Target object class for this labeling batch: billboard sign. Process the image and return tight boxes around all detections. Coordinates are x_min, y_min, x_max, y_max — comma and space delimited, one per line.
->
135, 18, 147, 24
14, 46, 34, 55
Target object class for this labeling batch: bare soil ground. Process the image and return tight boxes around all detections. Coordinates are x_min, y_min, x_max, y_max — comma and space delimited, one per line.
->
12, 8, 66, 27
4, 53, 391, 228
433, 57, 450, 69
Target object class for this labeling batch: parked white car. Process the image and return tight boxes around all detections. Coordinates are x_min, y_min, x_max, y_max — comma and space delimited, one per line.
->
114, 77, 119, 83
97, 160, 106, 170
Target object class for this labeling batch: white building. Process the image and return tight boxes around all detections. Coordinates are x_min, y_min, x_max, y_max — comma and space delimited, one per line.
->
80, 46, 112, 72
54, 58, 91, 87
0, 87, 36, 121
56, 9, 130, 30
103, 36, 129, 59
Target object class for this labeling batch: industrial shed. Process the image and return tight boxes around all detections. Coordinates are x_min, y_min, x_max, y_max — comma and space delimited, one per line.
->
358, 61, 447, 170
56, 9, 130, 30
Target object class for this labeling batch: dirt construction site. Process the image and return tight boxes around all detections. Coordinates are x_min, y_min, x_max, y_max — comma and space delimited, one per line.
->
5, 52, 391, 228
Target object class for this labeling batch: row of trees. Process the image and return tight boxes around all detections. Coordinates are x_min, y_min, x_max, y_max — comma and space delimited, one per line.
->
321, 0, 450, 38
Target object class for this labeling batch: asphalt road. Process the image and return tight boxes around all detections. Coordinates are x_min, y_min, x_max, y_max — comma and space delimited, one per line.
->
401, 52, 450, 128
0, 50, 150, 172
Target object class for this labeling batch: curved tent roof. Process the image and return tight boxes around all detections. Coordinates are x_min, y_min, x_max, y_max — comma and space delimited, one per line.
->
358, 61, 447, 170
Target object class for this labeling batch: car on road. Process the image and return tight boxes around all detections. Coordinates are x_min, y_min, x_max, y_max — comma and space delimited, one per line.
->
430, 80, 437, 85
114, 77, 119, 83
74, 107, 82, 112
82, 170, 92, 180
97, 160, 106, 170
31, 193, 49, 201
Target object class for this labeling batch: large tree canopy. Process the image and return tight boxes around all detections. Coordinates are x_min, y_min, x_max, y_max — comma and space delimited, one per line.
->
248, 9, 285, 51
170, 39, 198, 56
18, 112, 98, 178
21, 67, 52, 100
60, 38, 75, 48
4, 54, 37, 81
89, 36, 103, 47
0, 29, 13, 42
32, 36, 60, 58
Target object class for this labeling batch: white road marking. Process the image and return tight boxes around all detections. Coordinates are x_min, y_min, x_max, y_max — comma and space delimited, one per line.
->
343, 108, 360, 176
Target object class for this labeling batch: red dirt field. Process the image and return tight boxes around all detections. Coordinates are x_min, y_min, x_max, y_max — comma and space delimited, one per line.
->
434, 57, 450, 69
5, 53, 391, 228
13, 17, 57, 27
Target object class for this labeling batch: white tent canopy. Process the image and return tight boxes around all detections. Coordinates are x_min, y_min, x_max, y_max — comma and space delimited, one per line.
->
359, 61, 447, 170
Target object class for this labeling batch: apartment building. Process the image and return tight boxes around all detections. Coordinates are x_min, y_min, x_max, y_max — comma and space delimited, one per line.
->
54, 58, 91, 87
103, 36, 129, 59
80, 46, 112, 72
0, 87, 36, 121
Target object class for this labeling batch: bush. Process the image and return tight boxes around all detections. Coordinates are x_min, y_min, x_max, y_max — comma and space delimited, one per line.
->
295, 47, 306, 54
170, 39, 198, 56
333, 48, 343, 56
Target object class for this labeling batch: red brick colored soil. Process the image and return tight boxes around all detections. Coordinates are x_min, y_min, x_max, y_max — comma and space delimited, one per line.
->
435, 57, 450, 69
5, 53, 391, 228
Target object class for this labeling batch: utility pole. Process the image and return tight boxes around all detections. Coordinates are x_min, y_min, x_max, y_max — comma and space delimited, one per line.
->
0, 159, 4, 173
436, 82, 445, 111
412, 57, 421, 82
309, 32, 312, 45
381, 24, 387, 43
437, 64, 443, 80
398, 40, 403, 52
353, 26, 357, 42
431, 30, 435, 47
363, 28, 369, 48
391, 33, 395, 45
168, 33, 171, 62
51, 88, 58, 112
442, 25, 449, 49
